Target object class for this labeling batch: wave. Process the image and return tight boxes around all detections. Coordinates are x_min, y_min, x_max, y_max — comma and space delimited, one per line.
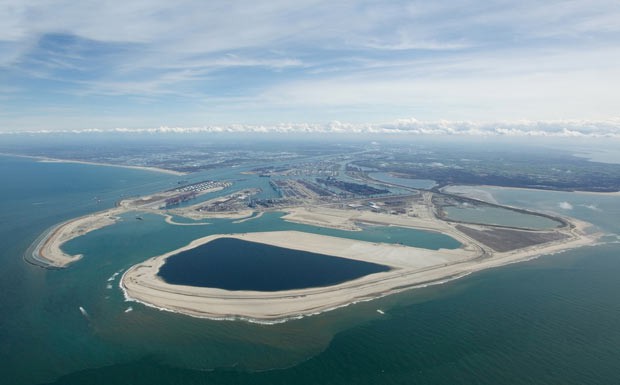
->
118, 269, 473, 325
79, 306, 89, 319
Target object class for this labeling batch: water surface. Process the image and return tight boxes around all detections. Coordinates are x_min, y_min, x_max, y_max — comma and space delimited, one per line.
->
443, 205, 562, 229
158, 237, 390, 291
369, 172, 436, 189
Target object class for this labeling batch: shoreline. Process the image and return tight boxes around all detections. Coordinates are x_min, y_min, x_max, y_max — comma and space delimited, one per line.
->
445, 184, 620, 196
121, 213, 599, 322
0, 152, 186, 176
26, 208, 125, 268
23, 172, 606, 322
120, 268, 475, 325
121, 231, 480, 322
25, 204, 252, 269
25, 205, 252, 268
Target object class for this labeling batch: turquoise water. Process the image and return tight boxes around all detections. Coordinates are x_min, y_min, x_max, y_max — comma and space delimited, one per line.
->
158, 238, 390, 291
443, 205, 563, 229
369, 172, 436, 189
1, 156, 620, 384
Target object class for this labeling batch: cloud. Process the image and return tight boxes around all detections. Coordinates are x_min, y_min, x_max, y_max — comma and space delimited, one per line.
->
2, 118, 620, 137
1, 1, 620, 128
558, 202, 574, 210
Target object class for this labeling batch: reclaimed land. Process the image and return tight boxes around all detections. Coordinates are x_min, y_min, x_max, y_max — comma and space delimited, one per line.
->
121, 208, 597, 323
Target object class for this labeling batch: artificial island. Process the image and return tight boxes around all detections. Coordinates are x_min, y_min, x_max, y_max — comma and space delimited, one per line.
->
24, 153, 602, 323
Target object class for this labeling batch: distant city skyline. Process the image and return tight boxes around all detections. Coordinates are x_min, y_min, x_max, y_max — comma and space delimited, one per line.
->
1, 0, 619, 132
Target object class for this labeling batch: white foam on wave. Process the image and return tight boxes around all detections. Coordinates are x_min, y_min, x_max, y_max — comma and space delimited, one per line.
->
118, 268, 474, 325
107, 268, 124, 282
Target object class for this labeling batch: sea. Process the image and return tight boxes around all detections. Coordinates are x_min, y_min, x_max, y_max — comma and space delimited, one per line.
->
1, 154, 620, 385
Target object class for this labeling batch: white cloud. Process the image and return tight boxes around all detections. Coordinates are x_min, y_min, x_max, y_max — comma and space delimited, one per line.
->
1, 1, 620, 128
253, 43, 620, 121
2, 118, 620, 137
559, 202, 574, 210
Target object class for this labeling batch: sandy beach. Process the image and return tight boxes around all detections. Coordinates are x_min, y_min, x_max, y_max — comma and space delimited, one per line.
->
172, 209, 255, 220
38, 158, 186, 176
0, 153, 186, 176
27, 182, 232, 267
32, 208, 124, 267
121, 231, 476, 322
444, 184, 620, 197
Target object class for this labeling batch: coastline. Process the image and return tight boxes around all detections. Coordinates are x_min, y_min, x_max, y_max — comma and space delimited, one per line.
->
0, 152, 186, 176
120, 214, 599, 322
443, 184, 620, 197
121, 231, 478, 322
26, 208, 124, 268
25, 193, 249, 268
24, 172, 604, 321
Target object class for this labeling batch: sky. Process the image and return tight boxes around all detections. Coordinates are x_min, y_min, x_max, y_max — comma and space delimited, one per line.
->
1, 0, 620, 135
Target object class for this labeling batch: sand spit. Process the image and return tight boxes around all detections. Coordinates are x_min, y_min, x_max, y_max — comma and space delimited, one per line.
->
453, 184, 620, 197
162, 214, 210, 226
28, 208, 124, 268
121, 218, 597, 322
0, 153, 186, 176
233, 211, 264, 223
26, 201, 248, 268
38, 159, 186, 176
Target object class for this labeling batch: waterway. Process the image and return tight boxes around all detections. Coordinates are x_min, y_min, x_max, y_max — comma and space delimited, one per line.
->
443, 204, 563, 229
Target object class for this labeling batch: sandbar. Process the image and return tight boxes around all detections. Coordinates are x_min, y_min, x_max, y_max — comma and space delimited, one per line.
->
25, 184, 231, 268
28, 208, 124, 267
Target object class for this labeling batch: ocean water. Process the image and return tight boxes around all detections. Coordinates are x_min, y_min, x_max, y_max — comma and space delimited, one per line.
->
158, 238, 391, 291
1, 155, 620, 384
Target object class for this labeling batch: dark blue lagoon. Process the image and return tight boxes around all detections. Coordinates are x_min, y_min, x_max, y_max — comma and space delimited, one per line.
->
158, 237, 391, 291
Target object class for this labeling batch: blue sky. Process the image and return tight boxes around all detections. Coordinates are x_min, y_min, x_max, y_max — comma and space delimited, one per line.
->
1, 0, 619, 133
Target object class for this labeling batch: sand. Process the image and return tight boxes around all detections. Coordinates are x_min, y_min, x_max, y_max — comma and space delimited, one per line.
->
281, 204, 474, 250
0, 153, 186, 176
121, 215, 598, 322
162, 214, 210, 226
28, 184, 244, 267
172, 209, 255, 220
34, 208, 124, 267
232, 211, 264, 223
39, 159, 186, 176
459, 184, 620, 196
